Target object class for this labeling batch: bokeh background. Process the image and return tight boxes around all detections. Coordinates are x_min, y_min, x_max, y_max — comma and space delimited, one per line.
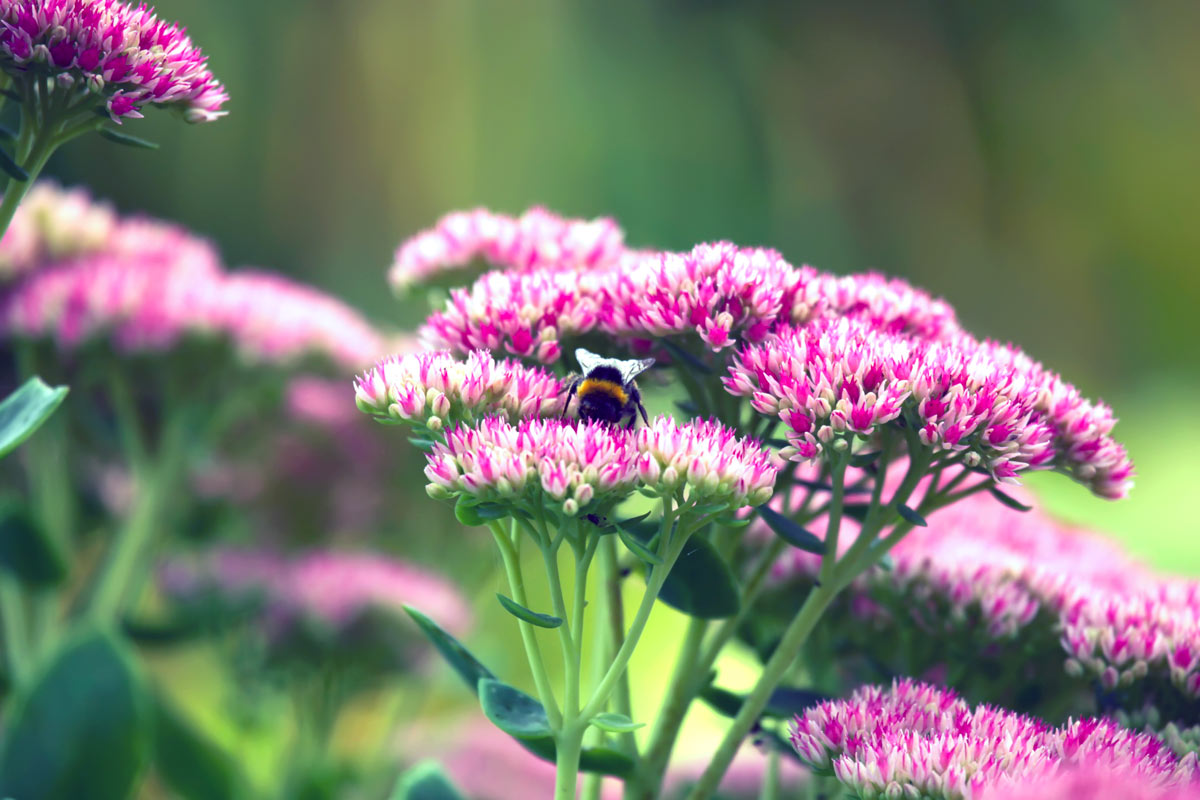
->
28, 1, 1200, 790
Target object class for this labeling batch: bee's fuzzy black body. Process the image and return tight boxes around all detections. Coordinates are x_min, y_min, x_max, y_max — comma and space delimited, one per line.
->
562, 350, 654, 429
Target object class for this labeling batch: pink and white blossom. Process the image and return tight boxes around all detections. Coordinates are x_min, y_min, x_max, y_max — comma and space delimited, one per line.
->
0, 0, 227, 122
354, 350, 565, 429
636, 415, 778, 507
791, 680, 1198, 800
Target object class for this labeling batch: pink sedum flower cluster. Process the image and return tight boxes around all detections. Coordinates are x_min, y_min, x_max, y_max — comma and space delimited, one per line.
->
0, 183, 117, 278
980, 767, 1200, 800
425, 417, 639, 517
724, 317, 1132, 498
424, 416, 776, 517
355, 350, 564, 431
160, 548, 472, 638
0, 192, 384, 370
636, 415, 778, 508
790, 680, 1199, 800
0, 0, 227, 121
389, 206, 626, 292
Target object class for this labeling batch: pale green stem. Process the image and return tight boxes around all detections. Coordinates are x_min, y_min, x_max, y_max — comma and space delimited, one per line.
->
554, 722, 587, 800
0, 576, 29, 685
88, 412, 188, 623
489, 520, 562, 728
599, 536, 638, 758
760, 748, 781, 800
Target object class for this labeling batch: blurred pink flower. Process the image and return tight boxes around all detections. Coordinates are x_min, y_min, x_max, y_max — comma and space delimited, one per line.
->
0, 0, 227, 122
980, 767, 1200, 800
791, 679, 1198, 800
389, 206, 627, 292
160, 548, 471, 637
0, 183, 118, 278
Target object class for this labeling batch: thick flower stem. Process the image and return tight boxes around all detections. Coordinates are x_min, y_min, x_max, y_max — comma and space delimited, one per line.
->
554, 723, 588, 800
598, 536, 638, 758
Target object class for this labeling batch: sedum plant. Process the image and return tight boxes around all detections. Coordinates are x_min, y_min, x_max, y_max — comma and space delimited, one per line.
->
359, 206, 1157, 800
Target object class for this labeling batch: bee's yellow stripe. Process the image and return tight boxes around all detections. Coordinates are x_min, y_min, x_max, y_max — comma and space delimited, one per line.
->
578, 379, 628, 405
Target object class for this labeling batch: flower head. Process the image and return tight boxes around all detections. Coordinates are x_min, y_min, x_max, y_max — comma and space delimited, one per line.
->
791, 680, 1196, 800
424, 417, 639, 516
725, 317, 1131, 498
820, 271, 961, 341
980, 767, 1200, 800
420, 268, 599, 363
0, 0, 228, 122
355, 350, 565, 430
389, 206, 626, 292
0, 182, 117, 278
635, 415, 778, 508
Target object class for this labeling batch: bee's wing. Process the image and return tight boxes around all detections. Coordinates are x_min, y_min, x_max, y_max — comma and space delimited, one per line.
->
618, 358, 656, 384
575, 348, 605, 374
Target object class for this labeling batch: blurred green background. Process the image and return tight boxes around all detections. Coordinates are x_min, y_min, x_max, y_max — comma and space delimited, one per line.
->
48, 1, 1200, 559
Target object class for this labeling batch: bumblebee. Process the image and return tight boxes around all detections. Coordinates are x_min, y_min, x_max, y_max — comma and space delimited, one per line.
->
562, 348, 654, 428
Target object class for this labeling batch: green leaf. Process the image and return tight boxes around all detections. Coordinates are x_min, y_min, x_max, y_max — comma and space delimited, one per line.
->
589, 712, 645, 733
478, 678, 553, 739
0, 627, 150, 800
877, 554, 896, 572
758, 505, 825, 555
403, 605, 496, 693
700, 683, 829, 720
453, 495, 486, 527
616, 523, 661, 566
896, 503, 927, 527
0, 125, 14, 141
97, 126, 160, 150
0, 88, 20, 102
652, 534, 741, 619
849, 450, 881, 468
496, 593, 562, 629
691, 501, 730, 516
989, 487, 1033, 512
152, 691, 248, 800
473, 503, 511, 521
392, 762, 465, 800
0, 146, 28, 181
403, 610, 633, 777
407, 437, 437, 451
843, 503, 871, 523
0, 499, 66, 586
658, 338, 713, 374
0, 377, 68, 458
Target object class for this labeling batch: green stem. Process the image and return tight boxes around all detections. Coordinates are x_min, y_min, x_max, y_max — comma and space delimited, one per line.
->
489, 521, 563, 728
760, 748, 781, 800
88, 412, 188, 623
683, 578, 840, 800
0, 576, 29, 685
554, 723, 587, 800
598, 537, 637, 758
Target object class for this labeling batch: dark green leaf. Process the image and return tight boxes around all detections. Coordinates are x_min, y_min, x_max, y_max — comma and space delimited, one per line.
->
0, 377, 68, 458
453, 495, 486, 527
496, 593, 562, 629
403, 605, 495, 693
616, 523, 661, 565
757, 505, 825, 555
392, 762, 465, 800
843, 503, 871, 523
407, 437, 436, 451
793, 477, 872, 496
989, 487, 1033, 512
651, 534, 741, 619
589, 712, 644, 733
0, 500, 66, 586
691, 501, 730, 516
0, 125, 14, 141
674, 400, 700, 415
896, 503, 927, 527
473, 503, 511, 521
0, 88, 20, 102
877, 554, 896, 572
478, 678, 553, 739
0, 627, 150, 800
152, 691, 248, 800
98, 126, 160, 150
658, 338, 712, 374
849, 450, 881, 468
700, 683, 829, 720
0, 146, 27, 181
